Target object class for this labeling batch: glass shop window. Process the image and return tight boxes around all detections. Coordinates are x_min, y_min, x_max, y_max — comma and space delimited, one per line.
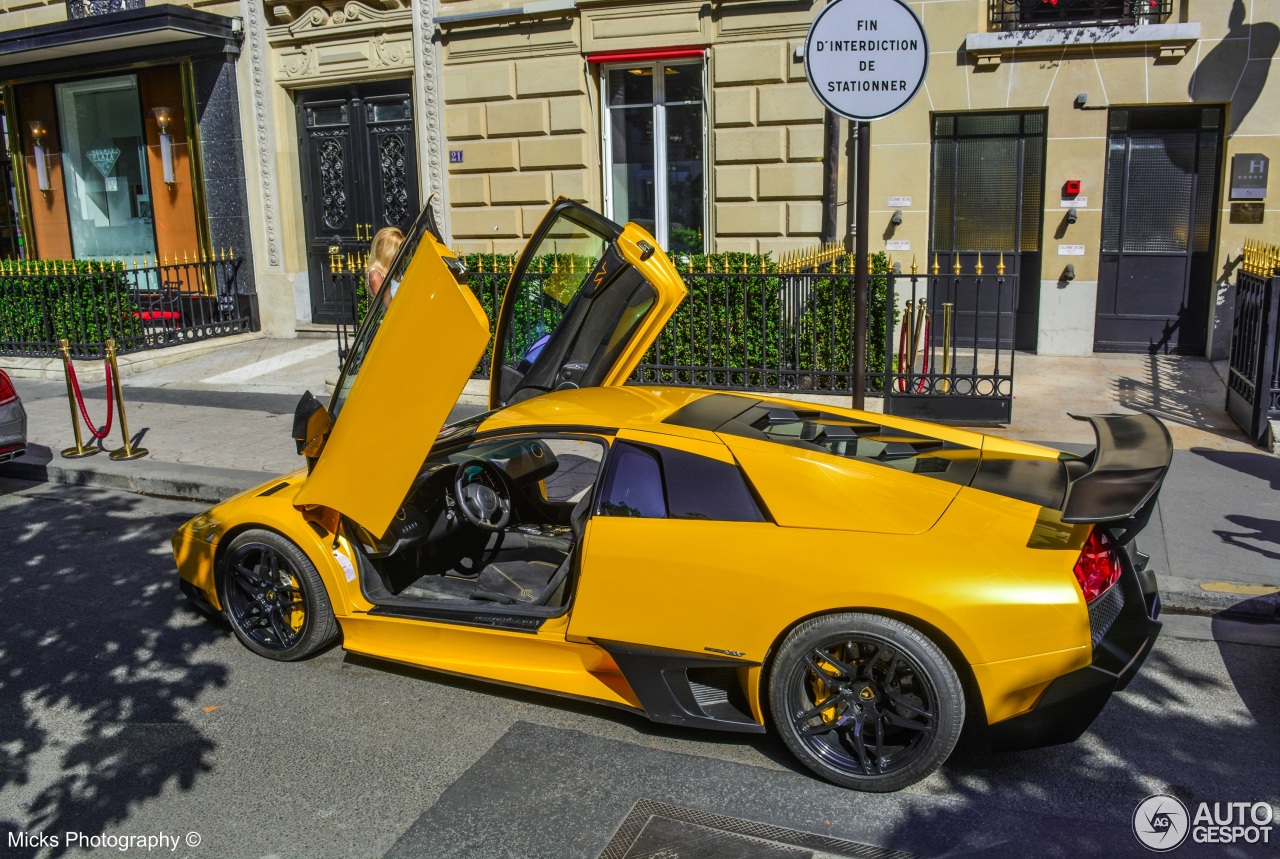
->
55, 74, 157, 261
603, 60, 706, 255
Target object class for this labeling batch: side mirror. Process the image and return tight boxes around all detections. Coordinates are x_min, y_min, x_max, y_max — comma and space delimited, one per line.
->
292, 390, 333, 467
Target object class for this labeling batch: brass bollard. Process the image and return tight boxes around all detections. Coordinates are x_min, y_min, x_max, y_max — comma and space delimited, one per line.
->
59, 338, 98, 459
106, 339, 149, 461
940, 303, 954, 393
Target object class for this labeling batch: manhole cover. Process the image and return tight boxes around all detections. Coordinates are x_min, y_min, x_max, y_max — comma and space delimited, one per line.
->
598, 799, 915, 859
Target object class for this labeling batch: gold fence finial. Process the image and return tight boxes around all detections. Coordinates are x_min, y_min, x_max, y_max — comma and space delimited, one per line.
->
931, 253, 940, 276
974, 252, 984, 276
997, 251, 1006, 276
952, 255, 962, 276
911, 254, 918, 276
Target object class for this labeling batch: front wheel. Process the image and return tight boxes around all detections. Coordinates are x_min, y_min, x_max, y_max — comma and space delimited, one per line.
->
769, 612, 965, 792
218, 529, 339, 661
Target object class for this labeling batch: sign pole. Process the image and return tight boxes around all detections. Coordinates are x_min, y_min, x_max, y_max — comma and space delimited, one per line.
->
801, 0, 928, 412
853, 120, 870, 410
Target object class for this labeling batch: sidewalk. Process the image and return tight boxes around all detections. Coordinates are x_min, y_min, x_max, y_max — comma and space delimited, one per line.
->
2, 336, 1276, 618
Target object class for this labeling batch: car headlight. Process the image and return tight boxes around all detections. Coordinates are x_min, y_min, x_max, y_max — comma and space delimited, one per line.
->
183, 512, 223, 544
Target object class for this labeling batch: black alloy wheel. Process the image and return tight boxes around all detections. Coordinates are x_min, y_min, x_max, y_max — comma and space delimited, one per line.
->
770, 613, 964, 792
218, 529, 339, 662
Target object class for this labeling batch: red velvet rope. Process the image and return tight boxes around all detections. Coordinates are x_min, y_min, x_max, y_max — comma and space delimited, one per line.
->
66, 357, 114, 440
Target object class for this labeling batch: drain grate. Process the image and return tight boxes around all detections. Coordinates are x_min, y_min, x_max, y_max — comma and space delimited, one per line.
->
598, 798, 916, 859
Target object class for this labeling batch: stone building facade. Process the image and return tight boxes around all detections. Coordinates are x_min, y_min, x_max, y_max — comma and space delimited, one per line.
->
2, 0, 1277, 360
438, 0, 839, 258
435, 0, 1280, 359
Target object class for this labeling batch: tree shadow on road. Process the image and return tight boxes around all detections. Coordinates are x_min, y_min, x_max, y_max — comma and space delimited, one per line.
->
882, 643, 1280, 858
0, 483, 227, 858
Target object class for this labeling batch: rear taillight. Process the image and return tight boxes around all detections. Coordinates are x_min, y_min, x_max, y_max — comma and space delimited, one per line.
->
0, 370, 16, 406
1073, 528, 1122, 602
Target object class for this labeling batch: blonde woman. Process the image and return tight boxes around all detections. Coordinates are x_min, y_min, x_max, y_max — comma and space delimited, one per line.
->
366, 227, 405, 300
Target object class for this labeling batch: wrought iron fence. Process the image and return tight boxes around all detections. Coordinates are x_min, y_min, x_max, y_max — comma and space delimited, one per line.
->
0, 254, 254, 360
1226, 241, 1280, 445
988, 0, 1171, 30
884, 254, 1017, 425
634, 261, 888, 396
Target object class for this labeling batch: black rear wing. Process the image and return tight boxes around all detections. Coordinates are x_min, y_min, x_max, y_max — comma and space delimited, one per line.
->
1059, 414, 1173, 536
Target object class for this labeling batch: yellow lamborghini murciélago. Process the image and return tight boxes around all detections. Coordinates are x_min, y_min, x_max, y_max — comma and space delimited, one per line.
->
174, 200, 1170, 792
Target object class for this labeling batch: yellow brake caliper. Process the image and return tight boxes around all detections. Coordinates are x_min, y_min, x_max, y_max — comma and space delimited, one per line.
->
285, 572, 306, 633
809, 649, 844, 724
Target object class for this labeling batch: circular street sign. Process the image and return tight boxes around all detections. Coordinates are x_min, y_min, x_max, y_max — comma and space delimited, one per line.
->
804, 0, 929, 122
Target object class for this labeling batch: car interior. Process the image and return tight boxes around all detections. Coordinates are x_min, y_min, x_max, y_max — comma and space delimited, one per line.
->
350, 435, 606, 616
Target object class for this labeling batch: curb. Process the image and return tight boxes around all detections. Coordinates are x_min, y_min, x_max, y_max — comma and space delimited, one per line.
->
0, 444, 270, 504
3, 331, 268, 383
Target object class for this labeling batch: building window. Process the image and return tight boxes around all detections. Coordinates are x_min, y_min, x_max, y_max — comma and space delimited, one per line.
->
930, 111, 1045, 254
55, 74, 158, 260
602, 60, 705, 255
988, 0, 1172, 31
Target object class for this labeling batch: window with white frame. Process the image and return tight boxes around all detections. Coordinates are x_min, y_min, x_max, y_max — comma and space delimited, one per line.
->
602, 60, 706, 255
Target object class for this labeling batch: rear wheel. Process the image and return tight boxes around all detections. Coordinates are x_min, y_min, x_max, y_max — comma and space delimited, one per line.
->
769, 612, 964, 792
218, 529, 339, 661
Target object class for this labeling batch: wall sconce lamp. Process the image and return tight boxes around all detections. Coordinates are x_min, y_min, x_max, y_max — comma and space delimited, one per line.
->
29, 121, 51, 196
1062, 264, 1076, 282
1067, 207, 1078, 225
153, 106, 175, 188
890, 209, 903, 226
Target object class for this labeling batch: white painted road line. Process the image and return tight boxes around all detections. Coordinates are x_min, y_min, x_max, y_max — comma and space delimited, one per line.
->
202, 340, 337, 384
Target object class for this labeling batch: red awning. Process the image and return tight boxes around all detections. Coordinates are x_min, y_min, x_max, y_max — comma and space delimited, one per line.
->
586, 48, 705, 64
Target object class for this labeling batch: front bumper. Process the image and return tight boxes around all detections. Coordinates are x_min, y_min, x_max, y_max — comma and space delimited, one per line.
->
989, 544, 1162, 751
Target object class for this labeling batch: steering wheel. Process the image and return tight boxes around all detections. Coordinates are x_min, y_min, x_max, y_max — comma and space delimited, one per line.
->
452, 458, 512, 532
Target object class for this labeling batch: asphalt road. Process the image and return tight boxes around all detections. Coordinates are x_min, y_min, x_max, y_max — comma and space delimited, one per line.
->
0, 479, 1277, 859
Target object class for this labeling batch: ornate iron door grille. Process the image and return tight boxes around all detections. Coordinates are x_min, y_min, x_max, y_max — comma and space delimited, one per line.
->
66, 0, 144, 19
296, 81, 418, 324
988, 0, 1172, 31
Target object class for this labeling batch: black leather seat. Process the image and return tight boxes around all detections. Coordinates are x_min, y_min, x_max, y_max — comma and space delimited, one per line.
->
470, 493, 591, 607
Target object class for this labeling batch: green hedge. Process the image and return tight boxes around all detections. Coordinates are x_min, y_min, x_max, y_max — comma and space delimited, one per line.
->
457, 251, 892, 387
0, 260, 142, 354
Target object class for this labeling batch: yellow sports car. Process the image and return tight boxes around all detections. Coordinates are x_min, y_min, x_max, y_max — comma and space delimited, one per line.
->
173, 200, 1170, 792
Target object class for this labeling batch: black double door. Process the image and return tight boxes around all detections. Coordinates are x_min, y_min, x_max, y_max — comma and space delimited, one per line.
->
297, 80, 418, 323
1095, 106, 1222, 354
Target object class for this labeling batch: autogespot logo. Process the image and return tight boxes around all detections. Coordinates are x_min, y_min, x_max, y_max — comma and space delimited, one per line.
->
1134, 794, 1190, 852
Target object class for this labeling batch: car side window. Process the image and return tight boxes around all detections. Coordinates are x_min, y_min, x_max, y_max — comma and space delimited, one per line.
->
598, 442, 667, 518
598, 441, 766, 522
662, 448, 765, 522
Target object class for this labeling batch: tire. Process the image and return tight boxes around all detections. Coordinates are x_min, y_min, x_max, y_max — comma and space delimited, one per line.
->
217, 529, 339, 662
769, 612, 965, 792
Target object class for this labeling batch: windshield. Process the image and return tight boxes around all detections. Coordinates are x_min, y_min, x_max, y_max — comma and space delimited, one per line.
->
328, 205, 441, 421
